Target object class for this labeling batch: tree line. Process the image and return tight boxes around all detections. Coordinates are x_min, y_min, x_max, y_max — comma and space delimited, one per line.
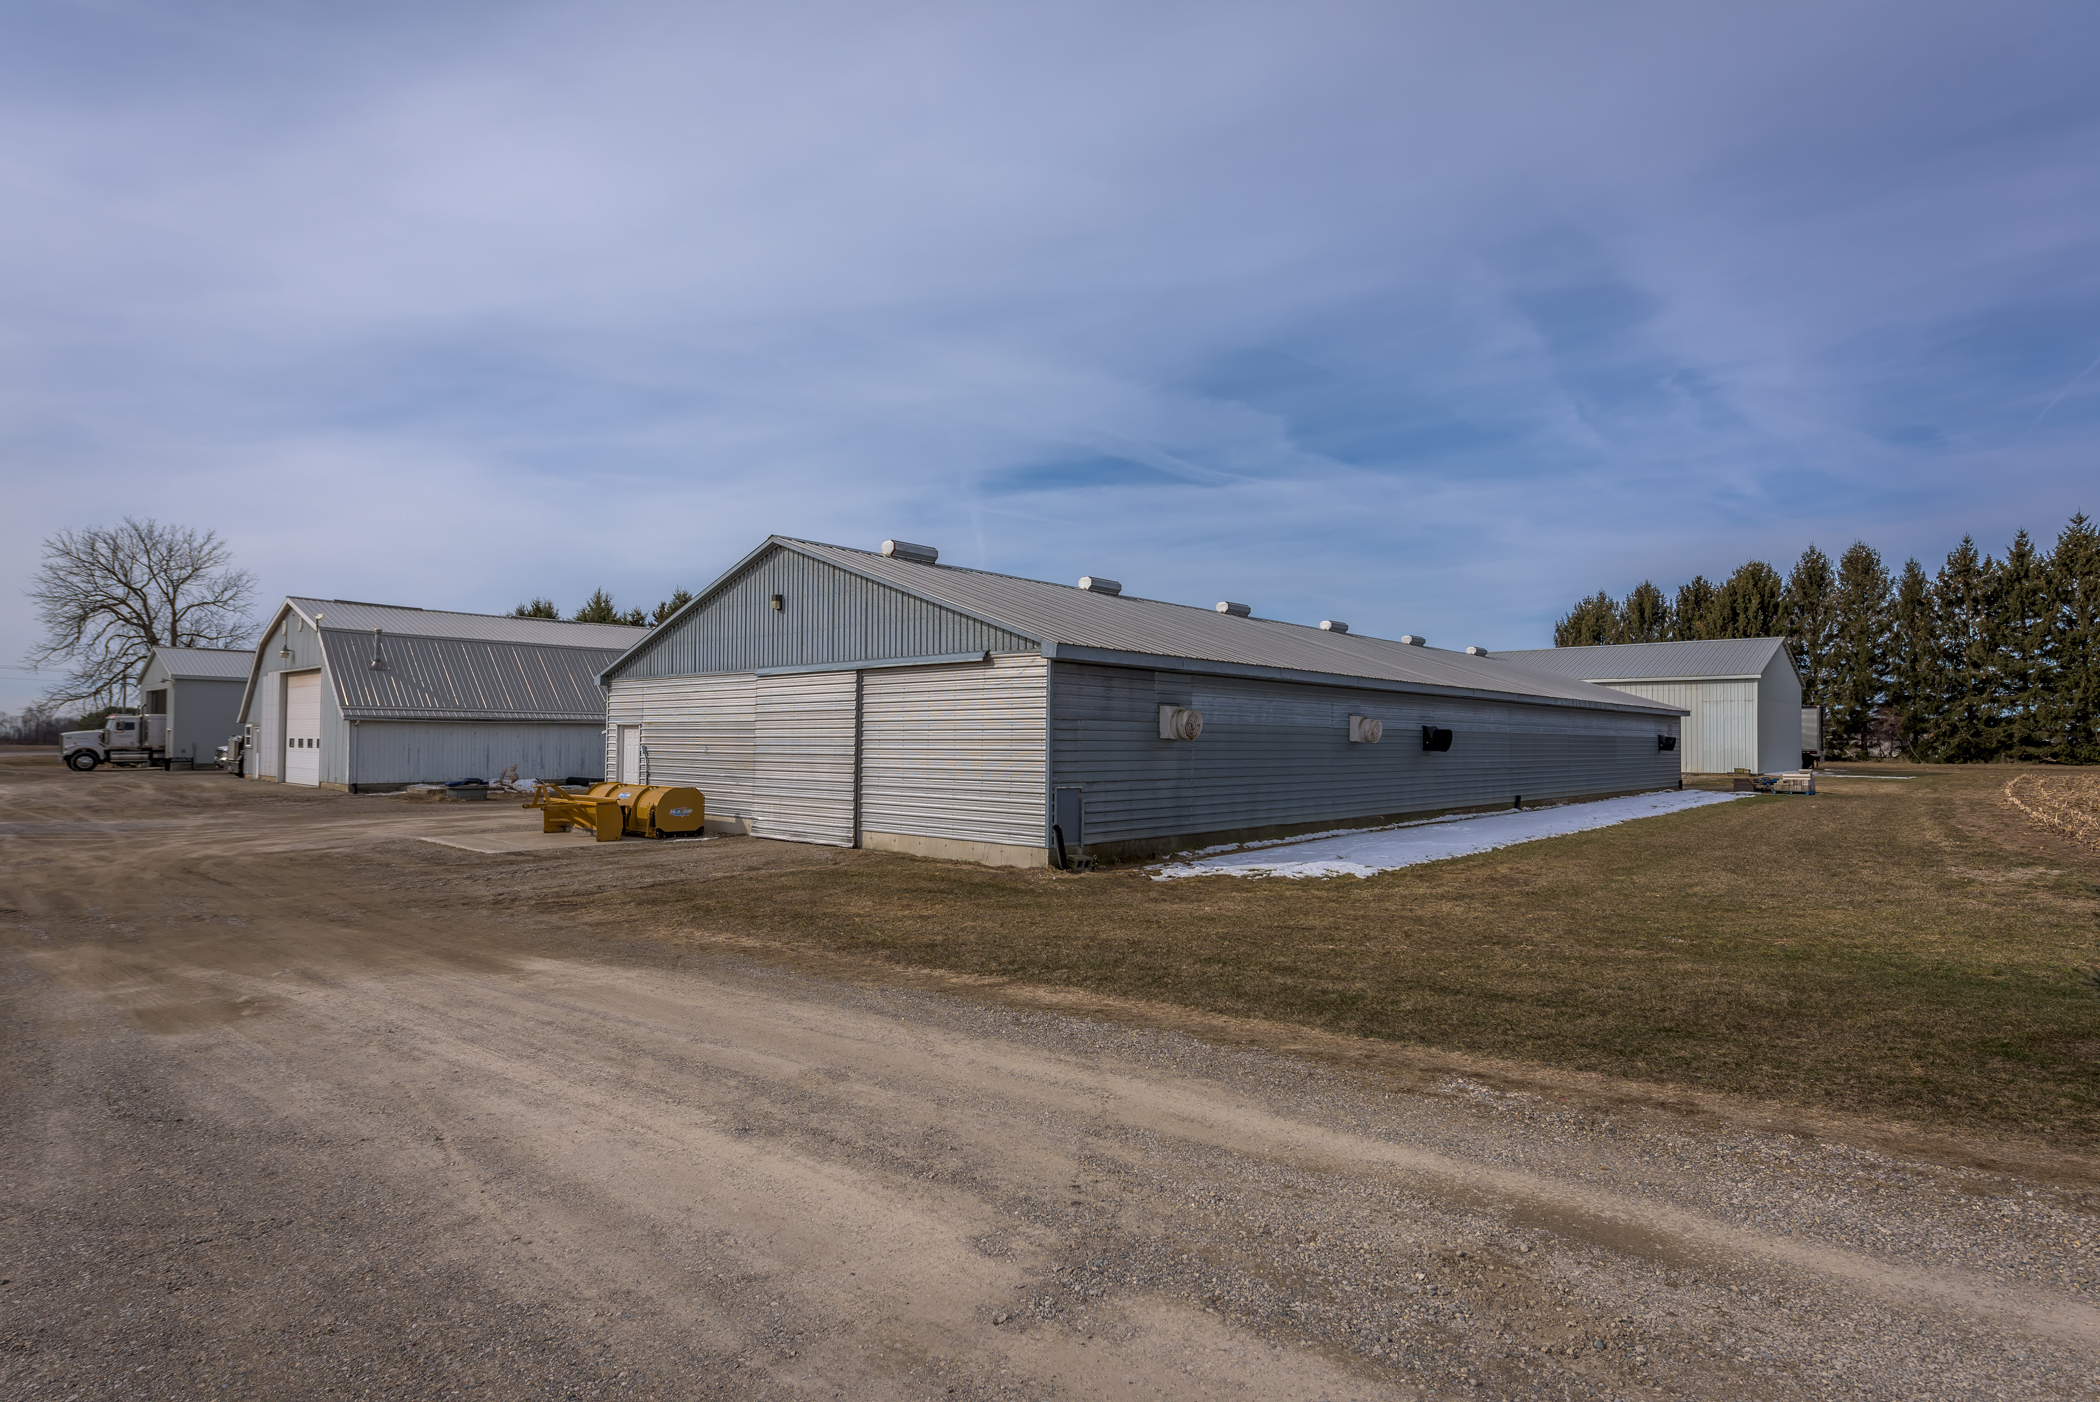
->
512, 587, 693, 627
1552, 513, 2100, 763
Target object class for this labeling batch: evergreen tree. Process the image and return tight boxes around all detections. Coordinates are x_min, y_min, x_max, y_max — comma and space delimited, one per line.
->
652, 588, 695, 625
1886, 558, 1936, 757
1670, 576, 1717, 640
1618, 581, 1671, 642
1825, 542, 1890, 756
573, 589, 624, 624
1710, 560, 1785, 638
1553, 591, 1621, 646
512, 598, 560, 619
1783, 545, 1838, 704
1930, 538, 2000, 761
1994, 529, 2055, 760
2048, 513, 2100, 764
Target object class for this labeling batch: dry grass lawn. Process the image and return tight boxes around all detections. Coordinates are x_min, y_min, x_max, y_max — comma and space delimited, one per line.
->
614, 763, 2100, 1148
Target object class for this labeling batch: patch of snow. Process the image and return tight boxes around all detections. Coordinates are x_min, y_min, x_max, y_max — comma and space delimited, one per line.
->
1150, 789, 1741, 881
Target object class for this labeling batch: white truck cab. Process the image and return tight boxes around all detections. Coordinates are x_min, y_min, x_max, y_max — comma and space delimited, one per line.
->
62, 714, 169, 771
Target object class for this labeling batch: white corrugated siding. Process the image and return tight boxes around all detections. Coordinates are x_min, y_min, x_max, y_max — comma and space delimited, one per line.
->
1600, 680, 1756, 772
860, 656, 1048, 849
753, 671, 858, 845
605, 674, 758, 819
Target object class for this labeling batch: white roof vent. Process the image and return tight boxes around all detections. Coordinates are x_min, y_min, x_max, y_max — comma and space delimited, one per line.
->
1465, 645, 1490, 657
1215, 601, 1252, 617
881, 539, 939, 564
1319, 620, 1348, 633
1399, 634, 1427, 646
1078, 576, 1122, 595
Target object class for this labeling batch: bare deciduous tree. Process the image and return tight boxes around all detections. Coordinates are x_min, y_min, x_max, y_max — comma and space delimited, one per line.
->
24, 518, 258, 708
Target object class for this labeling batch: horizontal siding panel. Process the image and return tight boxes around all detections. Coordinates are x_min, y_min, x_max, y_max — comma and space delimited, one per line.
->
606, 674, 757, 817
753, 671, 857, 845
1051, 663, 1680, 845
860, 656, 1048, 849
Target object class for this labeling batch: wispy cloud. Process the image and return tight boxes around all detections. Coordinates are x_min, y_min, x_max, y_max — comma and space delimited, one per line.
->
3, 1, 2097, 705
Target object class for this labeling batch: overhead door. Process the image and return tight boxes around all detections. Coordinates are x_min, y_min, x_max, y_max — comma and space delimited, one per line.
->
860, 657, 1049, 850
284, 671, 322, 786
1698, 688, 1757, 773
751, 671, 858, 845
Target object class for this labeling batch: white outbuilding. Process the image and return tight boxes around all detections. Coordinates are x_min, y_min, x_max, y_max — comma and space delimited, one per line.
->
1493, 638, 1805, 775
236, 598, 648, 791
137, 646, 252, 767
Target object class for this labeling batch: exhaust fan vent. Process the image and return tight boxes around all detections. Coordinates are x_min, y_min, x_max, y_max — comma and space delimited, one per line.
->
1078, 576, 1122, 595
880, 539, 939, 564
1465, 645, 1489, 657
1215, 601, 1252, 617
1158, 705, 1205, 741
1399, 634, 1427, 647
1348, 715, 1383, 744
1319, 620, 1348, 633
1422, 726, 1454, 752
1658, 734, 1678, 752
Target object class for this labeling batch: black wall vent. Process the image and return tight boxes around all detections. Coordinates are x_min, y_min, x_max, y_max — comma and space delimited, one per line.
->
1422, 726, 1454, 752
1658, 734, 1677, 752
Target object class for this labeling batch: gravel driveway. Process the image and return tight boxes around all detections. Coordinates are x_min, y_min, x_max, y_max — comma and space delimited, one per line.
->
2, 759, 2095, 1399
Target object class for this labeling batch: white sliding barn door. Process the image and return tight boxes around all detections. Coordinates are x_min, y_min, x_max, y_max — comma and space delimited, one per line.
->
751, 671, 858, 846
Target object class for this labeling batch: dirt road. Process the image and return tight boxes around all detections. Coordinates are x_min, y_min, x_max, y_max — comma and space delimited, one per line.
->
3, 758, 2095, 1400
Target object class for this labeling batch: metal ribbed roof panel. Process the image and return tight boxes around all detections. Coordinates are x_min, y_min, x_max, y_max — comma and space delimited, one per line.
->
148, 647, 254, 680
323, 632, 623, 720
287, 597, 648, 649
772, 540, 1679, 714
1492, 638, 1789, 681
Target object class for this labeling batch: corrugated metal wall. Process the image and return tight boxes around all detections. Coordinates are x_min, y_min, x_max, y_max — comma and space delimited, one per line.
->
610, 547, 1037, 679
1757, 651, 1804, 772
347, 722, 606, 787
1050, 662, 1679, 846
1599, 680, 1755, 773
752, 671, 859, 845
860, 656, 1048, 849
605, 674, 758, 817
249, 612, 328, 780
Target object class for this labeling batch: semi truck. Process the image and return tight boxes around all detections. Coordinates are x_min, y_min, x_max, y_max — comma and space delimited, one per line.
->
61, 714, 170, 771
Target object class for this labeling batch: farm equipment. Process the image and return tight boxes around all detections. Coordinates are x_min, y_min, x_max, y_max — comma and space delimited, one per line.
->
585, 782, 707, 838
520, 782, 706, 842
522, 784, 626, 841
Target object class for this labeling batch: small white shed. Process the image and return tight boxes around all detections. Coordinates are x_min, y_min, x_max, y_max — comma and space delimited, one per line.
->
137, 646, 252, 766
1493, 639, 1804, 775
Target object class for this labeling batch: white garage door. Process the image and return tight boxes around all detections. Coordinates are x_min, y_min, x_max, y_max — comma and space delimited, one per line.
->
284, 671, 322, 786
751, 671, 857, 845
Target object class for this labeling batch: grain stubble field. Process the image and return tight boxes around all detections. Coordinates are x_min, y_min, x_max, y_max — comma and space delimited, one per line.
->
2, 755, 2096, 1400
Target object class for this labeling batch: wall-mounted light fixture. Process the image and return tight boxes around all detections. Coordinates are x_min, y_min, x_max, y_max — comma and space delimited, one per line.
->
770, 593, 784, 611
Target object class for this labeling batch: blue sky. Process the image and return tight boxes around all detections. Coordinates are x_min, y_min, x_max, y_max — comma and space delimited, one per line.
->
4, 1, 2097, 709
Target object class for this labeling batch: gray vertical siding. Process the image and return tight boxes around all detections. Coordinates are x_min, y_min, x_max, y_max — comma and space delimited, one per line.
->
610, 547, 1037, 679
346, 722, 606, 787
606, 674, 758, 818
859, 656, 1048, 849
1757, 650, 1804, 772
1049, 661, 1680, 847
752, 671, 858, 845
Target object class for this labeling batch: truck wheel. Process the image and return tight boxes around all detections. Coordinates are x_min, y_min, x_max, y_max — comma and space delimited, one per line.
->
67, 751, 99, 771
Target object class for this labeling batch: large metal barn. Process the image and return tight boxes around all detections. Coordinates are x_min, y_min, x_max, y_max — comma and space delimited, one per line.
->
596, 537, 1686, 866
236, 598, 648, 791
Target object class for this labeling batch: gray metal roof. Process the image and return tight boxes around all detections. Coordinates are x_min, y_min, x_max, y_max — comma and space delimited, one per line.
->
144, 646, 254, 681
322, 630, 622, 721
1493, 638, 1791, 682
616, 537, 1683, 716
286, 597, 648, 649
238, 597, 645, 723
